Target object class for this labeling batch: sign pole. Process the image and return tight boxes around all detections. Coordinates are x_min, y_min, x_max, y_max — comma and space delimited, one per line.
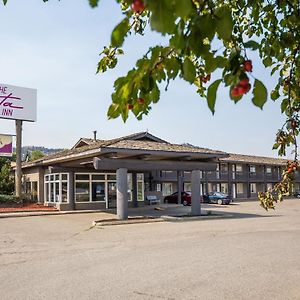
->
15, 119, 22, 198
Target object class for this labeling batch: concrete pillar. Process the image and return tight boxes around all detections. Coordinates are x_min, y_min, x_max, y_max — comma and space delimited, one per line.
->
177, 171, 182, 205
132, 172, 138, 208
38, 168, 45, 204
117, 168, 128, 220
68, 171, 75, 210
191, 170, 201, 216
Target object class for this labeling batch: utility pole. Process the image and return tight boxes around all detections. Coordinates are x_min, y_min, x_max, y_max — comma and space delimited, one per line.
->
15, 120, 22, 198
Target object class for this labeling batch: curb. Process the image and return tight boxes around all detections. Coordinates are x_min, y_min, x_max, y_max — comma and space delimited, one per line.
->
0, 209, 109, 219
93, 213, 234, 226
93, 217, 165, 227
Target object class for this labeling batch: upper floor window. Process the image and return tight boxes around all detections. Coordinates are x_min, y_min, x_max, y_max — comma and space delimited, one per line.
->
266, 167, 272, 174
236, 164, 243, 172
249, 165, 256, 173
220, 163, 228, 172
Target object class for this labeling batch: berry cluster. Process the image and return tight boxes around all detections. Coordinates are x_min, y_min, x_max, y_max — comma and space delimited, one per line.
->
286, 161, 297, 174
231, 60, 253, 97
131, 0, 145, 13
200, 74, 211, 83
127, 98, 145, 110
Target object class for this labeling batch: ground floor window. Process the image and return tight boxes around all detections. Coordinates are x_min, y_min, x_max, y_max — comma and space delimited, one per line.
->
24, 181, 38, 201
221, 183, 228, 194
162, 182, 173, 196
184, 182, 191, 192
250, 183, 257, 193
45, 173, 69, 203
236, 183, 244, 194
75, 172, 144, 203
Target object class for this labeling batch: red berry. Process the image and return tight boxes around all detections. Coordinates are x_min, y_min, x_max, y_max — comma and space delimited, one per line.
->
244, 83, 251, 93
137, 98, 145, 104
243, 60, 253, 72
237, 85, 247, 95
128, 104, 134, 110
239, 77, 249, 86
231, 87, 240, 97
131, 0, 145, 14
206, 74, 211, 81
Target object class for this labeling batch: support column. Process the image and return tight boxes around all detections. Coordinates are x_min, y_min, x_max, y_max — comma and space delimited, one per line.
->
68, 171, 75, 210
38, 168, 45, 204
177, 171, 182, 205
117, 168, 128, 220
191, 170, 201, 216
15, 120, 23, 198
132, 172, 138, 208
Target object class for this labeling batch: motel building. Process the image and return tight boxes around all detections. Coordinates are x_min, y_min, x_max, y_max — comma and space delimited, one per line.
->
18, 132, 300, 219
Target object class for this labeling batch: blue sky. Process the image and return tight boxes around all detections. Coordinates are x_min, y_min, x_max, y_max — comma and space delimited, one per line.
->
0, 0, 290, 157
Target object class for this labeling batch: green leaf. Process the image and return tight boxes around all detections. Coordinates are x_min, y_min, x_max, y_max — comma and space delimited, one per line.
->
89, 0, 99, 8
182, 58, 196, 83
195, 15, 216, 41
149, 84, 160, 103
207, 79, 222, 114
148, 1, 176, 34
3, 0, 7, 4
215, 6, 233, 41
271, 89, 280, 101
111, 18, 130, 47
252, 79, 268, 109
244, 40, 260, 50
281, 98, 289, 113
107, 103, 120, 119
173, 0, 193, 18
263, 56, 273, 67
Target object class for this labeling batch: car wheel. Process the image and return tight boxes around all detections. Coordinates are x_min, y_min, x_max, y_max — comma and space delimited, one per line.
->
297, 195, 300, 199
182, 200, 188, 206
217, 199, 223, 205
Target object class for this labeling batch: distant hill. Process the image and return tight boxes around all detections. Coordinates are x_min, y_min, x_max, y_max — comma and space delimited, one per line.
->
14, 146, 65, 160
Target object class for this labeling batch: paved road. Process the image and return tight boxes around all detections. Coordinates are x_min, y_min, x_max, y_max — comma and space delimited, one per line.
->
1, 200, 300, 300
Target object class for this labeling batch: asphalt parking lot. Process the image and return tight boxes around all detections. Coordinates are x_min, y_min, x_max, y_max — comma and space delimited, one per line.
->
1, 199, 300, 300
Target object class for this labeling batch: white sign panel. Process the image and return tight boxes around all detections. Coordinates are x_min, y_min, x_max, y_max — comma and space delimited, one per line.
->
0, 84, 37, 122
0, 134, 13, 157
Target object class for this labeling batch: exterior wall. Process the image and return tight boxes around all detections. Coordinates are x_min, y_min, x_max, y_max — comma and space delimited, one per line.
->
20, 160, 300, 210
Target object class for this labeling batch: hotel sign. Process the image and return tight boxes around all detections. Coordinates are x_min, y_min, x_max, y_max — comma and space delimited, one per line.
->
0, 84, 37, 122
0, 134, 13, 157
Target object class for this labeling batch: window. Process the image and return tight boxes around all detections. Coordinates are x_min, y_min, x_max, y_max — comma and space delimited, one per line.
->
250, 183, 257, 193
76, 174, 89, 181
220, 163, 228, 172
44, 173, 69, 203
250, 165, 256, 173
236, 165, 242, 172
237, 183, 244, 194
91, 182, 105, 202
184, 182, 191, 192
75, 182, 90, 202
221, 183, 228, 194
162, 183, 173, 196
266, 167, 272, 174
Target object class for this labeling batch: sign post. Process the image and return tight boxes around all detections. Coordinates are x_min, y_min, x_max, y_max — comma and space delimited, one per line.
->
15, 120, 22, 197
0, 83, 37, 198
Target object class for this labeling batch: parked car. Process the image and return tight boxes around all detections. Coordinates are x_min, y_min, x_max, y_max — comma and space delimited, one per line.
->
203, 192, 231, 205
164, 191, 192, 206
294, 191, 300, 198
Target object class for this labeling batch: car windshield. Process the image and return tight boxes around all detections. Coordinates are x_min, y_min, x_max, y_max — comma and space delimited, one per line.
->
214, 192, 226, 197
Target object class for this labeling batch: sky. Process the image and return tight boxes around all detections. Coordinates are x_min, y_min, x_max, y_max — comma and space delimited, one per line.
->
0, 0, 291, 158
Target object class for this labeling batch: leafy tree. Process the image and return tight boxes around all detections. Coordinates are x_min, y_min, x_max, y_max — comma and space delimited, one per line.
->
28, 150, 45, 161
3, 0, 300, 209
0, 158, 14, 195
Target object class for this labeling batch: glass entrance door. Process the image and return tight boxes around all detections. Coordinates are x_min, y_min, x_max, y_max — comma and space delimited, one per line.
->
107, 182, 117, 208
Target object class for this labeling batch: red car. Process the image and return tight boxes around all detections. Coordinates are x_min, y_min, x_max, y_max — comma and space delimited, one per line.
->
164, 191, 193, 206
